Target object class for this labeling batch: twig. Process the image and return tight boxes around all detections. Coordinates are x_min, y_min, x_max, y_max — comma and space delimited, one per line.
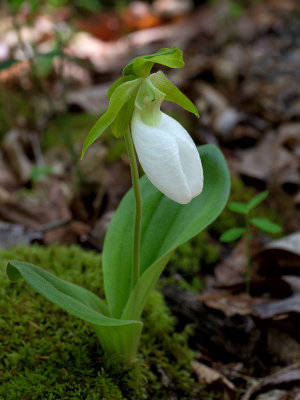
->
240, 363, 300, 400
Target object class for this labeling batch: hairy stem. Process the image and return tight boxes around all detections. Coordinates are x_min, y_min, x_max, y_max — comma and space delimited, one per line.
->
124, 129, 142, 290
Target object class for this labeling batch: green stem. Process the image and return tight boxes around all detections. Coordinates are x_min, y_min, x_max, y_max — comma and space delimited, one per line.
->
245, 217, 252, 294
124, 129, 142, 290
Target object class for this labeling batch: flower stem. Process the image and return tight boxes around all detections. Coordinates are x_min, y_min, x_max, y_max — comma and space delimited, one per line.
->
124, 129, 142, 290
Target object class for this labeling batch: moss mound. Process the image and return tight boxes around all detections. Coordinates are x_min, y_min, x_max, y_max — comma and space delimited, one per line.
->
0, 244, 212, 400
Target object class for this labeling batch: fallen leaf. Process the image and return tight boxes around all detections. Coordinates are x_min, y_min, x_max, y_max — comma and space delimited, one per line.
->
2, 129, 33, 183
252, 294, 300, 318
191, 360, 236, 398
200, 292, 259, 317
256, 232, 300, 276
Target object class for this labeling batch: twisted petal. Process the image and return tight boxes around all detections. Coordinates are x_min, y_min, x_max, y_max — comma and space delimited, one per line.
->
131, 110, 203, 204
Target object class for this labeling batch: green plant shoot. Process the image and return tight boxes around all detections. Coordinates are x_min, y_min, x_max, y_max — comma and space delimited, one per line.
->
220, 190, 282, 293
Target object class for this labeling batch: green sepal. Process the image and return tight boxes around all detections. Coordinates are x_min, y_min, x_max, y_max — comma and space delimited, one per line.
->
220, 227, 246, 242
81, 78, 142, 158
123, 46, 184, 78
250, 218, 282, 234
111, 84, 140, 138
134, 78, 165, 126
107, 75, 137, 98
150, 71, 199, 117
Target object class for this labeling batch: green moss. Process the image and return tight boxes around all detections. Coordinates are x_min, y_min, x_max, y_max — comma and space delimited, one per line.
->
0, 244, 210, 399
167, 232, 220, 291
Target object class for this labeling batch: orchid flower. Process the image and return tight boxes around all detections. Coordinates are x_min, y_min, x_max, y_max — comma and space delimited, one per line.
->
131, 106, 203, 204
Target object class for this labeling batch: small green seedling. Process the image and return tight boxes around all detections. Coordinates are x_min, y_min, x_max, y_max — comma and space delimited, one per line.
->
30, 165, 52, 182
220, 190, 282, 293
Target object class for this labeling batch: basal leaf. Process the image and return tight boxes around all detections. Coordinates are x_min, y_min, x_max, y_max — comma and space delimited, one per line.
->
7, 261, 142, 361
103, 145, 230, 318
150, 71, 199, 117
81, 78, 141, 158
6, 261, 140, 329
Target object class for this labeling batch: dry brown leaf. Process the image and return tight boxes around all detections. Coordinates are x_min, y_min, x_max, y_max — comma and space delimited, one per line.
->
191, 360, 236, 397
254, 389, 294, 400
253, 295, 300, 318
253, 367, 300, 397
214, 238, 248, 288
267, 328, 300, 364
0, 178, 71, 230
200, 292, 259, 317
2, 129, 33, 183
256, 232, 300, 276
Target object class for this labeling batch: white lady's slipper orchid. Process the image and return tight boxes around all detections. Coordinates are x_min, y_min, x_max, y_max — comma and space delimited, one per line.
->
131, 108, 204, 204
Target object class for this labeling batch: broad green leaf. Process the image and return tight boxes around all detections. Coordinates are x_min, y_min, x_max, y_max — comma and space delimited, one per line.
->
150, 71, 199, 117
123, 47, 184, 78
103, 145, 230, 318
228, 201, 248, 214
250, 218, 282, 234
7, 261, 142, 362
122, 252, 172, 321
6, 261, 141, 328
220, 227, 246, 242
81, 78, 141, 158
246, 191, 269, 212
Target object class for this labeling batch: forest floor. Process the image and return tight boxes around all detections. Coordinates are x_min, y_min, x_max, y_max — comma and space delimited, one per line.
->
0, 0, 299, 399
